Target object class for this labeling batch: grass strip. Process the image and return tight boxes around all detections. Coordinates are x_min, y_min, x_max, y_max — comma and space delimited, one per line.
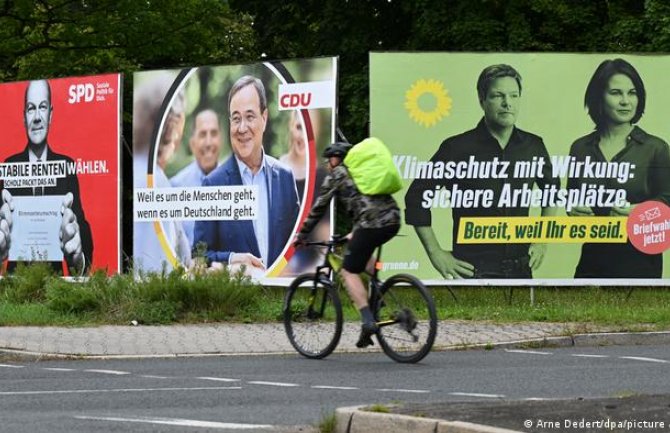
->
0, 264, 669, 329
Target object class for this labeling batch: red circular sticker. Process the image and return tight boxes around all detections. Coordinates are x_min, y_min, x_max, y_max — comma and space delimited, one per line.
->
627, 201, 670, 254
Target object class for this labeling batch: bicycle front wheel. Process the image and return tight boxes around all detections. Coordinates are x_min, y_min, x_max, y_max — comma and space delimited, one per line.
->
375, 274, 437, 363
283, 273, 343, 359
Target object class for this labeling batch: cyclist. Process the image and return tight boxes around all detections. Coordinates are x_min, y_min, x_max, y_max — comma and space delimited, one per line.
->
294, 141, 401, 348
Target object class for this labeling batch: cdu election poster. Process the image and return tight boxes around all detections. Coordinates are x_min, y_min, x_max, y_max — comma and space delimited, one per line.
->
133, 57, 337, 283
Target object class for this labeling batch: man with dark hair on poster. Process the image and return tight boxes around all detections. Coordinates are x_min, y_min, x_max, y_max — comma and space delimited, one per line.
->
0, 79, 93, 275
170, 109, 222, 246
193, 75, 299, 272
405, 64, 558, 279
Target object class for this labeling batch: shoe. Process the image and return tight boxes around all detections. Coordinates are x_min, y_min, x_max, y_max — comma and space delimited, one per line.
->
355, 322, 378, 348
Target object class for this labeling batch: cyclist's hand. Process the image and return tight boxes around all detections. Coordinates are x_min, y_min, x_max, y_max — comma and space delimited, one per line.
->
230, 253, 265, 270
428, 249, 474, 279
344, 232, 353, 241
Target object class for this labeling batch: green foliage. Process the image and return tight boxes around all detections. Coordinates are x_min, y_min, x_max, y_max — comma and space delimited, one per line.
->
318, 412, 337, 433
1, 262, 54, 303
433, 286, 670, 327
133, 267, 259, 319
46, 278, 101, 314
1, 263, 263, 325
2, 265, 670, 328
367, 404, 391, 413
0, 0, 258, 82
0, 302, 87, 326
127, 301, 178, 325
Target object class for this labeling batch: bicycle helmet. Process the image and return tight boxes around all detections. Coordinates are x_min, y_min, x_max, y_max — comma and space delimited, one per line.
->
322, 141, 352, 158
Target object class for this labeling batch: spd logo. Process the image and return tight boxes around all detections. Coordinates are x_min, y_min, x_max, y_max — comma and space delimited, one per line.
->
68, 83, 95, 103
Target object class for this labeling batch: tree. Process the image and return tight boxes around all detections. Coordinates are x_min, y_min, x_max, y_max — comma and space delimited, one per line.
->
229, 0, 670, 141
0, 0, 257, 81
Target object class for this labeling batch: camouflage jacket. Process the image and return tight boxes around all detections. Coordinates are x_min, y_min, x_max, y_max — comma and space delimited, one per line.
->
298, 165, 401, 238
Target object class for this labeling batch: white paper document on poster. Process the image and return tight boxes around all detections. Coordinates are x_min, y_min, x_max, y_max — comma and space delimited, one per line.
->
8, 195, 64, 262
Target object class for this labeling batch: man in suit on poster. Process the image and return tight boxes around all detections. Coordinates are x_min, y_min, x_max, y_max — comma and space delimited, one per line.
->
193, 75, 299, 273
170, 109, 223, 246
0, 79, 93, 275
405, 64, 558, 279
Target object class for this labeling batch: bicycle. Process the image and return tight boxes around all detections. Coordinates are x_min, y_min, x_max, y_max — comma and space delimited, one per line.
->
284, 236, 438, 363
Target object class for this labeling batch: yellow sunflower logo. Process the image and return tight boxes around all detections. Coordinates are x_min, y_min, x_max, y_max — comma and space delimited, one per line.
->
404, 79, 452, 128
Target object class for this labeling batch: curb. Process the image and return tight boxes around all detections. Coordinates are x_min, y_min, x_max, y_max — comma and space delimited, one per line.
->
335, 405, 521, 433
573, 331, 670, 347
460, 331, 670, 352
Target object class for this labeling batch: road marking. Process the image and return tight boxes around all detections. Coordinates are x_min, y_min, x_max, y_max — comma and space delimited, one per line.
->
0, 364, 24, 368
84, 369, 130, 375
450, 392, 505, 398
248, 381, 300, 387
376, 388, 430, 394
197, 376, 241, 382
504, 349, 552, 355
139, 375, 170, 379
43, 367, 77, 371
619, 356, 669, 364
74, 415, 274, 430
0, 386, 242, 396
571, 354, 609, 358
311, 385, 360, 390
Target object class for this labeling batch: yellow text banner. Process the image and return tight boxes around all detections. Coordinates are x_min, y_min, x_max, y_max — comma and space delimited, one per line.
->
457, 216, 628, 244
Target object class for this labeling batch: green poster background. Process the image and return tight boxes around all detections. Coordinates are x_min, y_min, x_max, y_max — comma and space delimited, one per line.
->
370, 52, 670, 284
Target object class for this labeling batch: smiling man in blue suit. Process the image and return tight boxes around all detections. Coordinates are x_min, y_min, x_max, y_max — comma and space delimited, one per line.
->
193, 75, 299, 273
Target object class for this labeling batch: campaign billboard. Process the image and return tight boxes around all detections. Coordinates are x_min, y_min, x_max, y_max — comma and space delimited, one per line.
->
370, 53, 670, 285
0, 74, 122, 276
133, 57, 337, 282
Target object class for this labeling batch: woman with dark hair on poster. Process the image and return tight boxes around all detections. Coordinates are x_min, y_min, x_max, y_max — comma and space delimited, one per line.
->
568, 58, 670, 278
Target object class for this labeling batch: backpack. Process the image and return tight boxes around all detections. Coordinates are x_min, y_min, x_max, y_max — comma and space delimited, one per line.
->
343, 137, 403, 195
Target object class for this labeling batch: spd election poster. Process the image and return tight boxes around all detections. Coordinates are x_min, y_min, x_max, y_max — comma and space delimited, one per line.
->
0, 74, 122, 276
370, 53, 670, 285
133, 57, 337, 283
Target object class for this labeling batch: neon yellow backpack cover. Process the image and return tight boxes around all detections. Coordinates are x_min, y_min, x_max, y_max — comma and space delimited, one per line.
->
344, 137, 403, 195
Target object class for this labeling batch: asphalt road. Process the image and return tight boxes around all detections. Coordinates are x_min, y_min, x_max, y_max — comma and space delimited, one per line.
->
1, 344, 669, 432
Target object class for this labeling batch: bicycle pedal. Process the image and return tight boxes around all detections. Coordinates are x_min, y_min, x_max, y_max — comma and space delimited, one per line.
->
394, 309, 418, 333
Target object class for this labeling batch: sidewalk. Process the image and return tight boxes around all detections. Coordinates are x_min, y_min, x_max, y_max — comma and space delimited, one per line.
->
3, 321, 669, 433
0, 320, 654, 358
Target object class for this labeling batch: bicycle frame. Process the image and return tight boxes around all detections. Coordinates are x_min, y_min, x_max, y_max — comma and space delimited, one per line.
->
306, 237, 395, 330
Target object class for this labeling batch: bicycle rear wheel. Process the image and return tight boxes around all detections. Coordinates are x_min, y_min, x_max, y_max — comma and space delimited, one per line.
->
375, 274, 437, 363
283, 273, 343, 359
